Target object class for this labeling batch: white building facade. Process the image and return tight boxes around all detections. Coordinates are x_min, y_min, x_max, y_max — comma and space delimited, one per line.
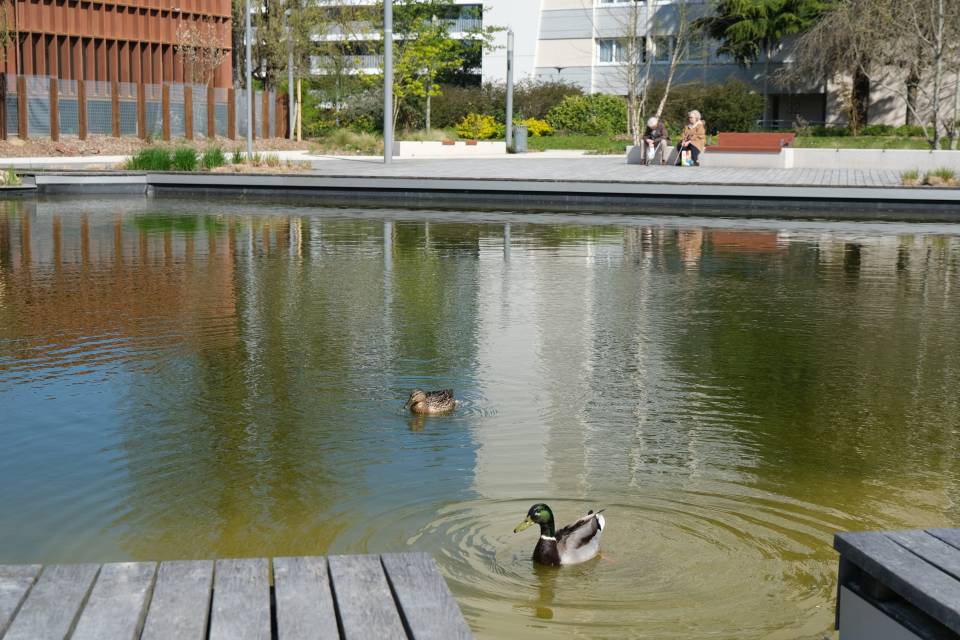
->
481, 0, 827, 126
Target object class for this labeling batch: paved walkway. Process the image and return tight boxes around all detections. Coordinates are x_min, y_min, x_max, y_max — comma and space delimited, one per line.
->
307, 154, 905, 188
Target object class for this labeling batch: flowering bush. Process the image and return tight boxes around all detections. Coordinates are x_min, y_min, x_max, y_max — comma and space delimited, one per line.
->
515, 117, 553, 137
455, 113, 505, 140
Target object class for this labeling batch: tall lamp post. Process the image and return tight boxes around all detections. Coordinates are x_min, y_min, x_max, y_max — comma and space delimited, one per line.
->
505, 28, 514, 149
383, 0, 393, 164
245, 0, 254, 158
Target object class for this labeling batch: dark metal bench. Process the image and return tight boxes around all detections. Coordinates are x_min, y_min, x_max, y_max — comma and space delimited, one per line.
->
0, 553, 473, 640
835, 529, 960, 639
705, 132, 796, 153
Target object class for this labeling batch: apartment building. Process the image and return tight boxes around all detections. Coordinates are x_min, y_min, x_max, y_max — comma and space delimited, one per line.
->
1, 0, 233, 88
482, 0, 825, 125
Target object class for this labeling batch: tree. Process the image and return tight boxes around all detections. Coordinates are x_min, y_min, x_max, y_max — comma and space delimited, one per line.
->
378, 0, 500, 135
597, 0, 698, 145
697, 0, 829, 128
785, 0, 960, 148
176, 17, 231, 85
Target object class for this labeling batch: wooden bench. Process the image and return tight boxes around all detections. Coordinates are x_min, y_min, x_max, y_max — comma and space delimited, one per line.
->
0, 553, 473, 640
834, 529, 960, 640
705, 132, 796, 153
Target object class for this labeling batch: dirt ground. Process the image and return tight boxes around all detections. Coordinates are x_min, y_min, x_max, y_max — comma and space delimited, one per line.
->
0, 135, 311, 157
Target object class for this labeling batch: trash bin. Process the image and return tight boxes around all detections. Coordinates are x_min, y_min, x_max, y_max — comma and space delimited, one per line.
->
512, 124, 528, 153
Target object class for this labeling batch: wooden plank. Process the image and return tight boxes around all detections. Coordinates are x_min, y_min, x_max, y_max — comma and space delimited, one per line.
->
928, 529, 960, 552
111, 80, 120, 137
161, 84, 170, 141
77, 77, 88, 140
0, 565, 41, 635
835, 532, 960, 633
140, 560, 213, 640
227, 87, 235, 139
382, 553, 472, 640
327, 554, 406, 640
887, 531, 960, 582
71, 562, 156, 640
184, 85, 193, 141
49, 78, 59, 142
137, 82, 147, 140
273, 557, 339, 640
3, 563, 100, 640
208, 558, 270, 640
17, 76, 27, 140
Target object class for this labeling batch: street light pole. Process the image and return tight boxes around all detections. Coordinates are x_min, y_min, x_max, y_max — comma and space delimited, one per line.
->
505, 28, 514, 149
383, 0, 393, 164
285, 2, 294, 140
245, 0, 254, 158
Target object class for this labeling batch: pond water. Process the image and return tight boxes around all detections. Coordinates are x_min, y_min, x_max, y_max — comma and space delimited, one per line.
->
1, 198, 959, 639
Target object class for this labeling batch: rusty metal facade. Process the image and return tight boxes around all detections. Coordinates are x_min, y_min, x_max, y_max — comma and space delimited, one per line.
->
1, 0, 233, 89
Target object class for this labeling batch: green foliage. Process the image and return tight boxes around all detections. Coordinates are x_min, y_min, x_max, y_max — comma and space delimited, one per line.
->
5, 167, 20, 186
926, 167, 956, 182
515, 117, 553, 137
643, 79, 763, 134
172, 147, 199, 171
201, 147, 227, 170
126, 147, 173, 171
528, 134, 625, 155
546, 94, 627, 136
696, 0, 830, 66
860, 124, 895, 136
793, 136, 930, 149
310, 129, 384, 155
455, 113, 504, 140
895, 124, 927, 137
231, 147, 246, 164
900, 169, 920, 185
265, 154, 281, 167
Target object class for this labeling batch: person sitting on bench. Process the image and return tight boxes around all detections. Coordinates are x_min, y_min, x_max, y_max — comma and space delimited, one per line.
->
641, 117, 670, 165
676, 110, 705, 166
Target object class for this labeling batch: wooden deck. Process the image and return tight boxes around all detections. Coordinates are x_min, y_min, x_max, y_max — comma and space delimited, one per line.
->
835, 528, 960, 639
0, 553, 473, 640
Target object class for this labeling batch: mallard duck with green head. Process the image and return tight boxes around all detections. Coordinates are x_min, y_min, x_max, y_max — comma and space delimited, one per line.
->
405, 389, 456, 415
514, 503, 605, 566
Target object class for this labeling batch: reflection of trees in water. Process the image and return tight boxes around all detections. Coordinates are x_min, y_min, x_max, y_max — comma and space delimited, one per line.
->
666, 231, 960, 519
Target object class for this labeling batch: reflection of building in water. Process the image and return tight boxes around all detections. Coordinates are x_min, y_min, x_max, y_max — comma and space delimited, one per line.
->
0, 201, 240, 359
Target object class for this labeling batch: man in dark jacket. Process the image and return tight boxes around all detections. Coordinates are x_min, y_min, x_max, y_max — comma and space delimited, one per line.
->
641, 117, 670, 165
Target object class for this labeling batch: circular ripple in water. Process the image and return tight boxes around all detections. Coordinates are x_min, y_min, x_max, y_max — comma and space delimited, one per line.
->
342, 488, 847, 640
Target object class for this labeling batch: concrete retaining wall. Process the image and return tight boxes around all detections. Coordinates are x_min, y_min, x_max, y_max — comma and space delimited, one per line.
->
392, 141, 506, 158
699, 148, 960, 171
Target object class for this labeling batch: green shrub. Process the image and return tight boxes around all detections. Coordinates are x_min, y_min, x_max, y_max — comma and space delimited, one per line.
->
231, 147, 246, 164
172, 147, 198, 171
894, 124, 926, 137
546, 94, 627, 136
515, 117, 552, 137
455, 113, 505, 140
645, 79, 763, 134
126, 147, 173, 171
861, 124, 895, 137
265, 154, 281, 167
4, 166, 20, 186
250, 152, 263, 166
810, 125, 851, 137
900, 169, 920, 185
924, 167, 957, 185
201, 147, 227, 170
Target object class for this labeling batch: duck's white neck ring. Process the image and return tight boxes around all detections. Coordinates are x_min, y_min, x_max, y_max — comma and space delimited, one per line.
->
539, 535, 556, 541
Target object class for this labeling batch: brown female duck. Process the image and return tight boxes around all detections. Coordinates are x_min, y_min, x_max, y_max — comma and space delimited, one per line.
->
405, 389, 456, 415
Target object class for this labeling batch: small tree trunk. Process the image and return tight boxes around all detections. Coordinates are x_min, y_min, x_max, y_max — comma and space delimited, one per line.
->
929, 0, 944, 150
762, 41, 771, 129
905, 68, 920, 126
296, 78, 302, 141
426, 87, 431, 132
950, 70, 960, 150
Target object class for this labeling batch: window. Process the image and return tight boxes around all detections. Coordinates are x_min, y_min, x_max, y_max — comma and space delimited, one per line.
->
597, 0, 637, 4
597, 38, 629, 64
652, 36, 673, 62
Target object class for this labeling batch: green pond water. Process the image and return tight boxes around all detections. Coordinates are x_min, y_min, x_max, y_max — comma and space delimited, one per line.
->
1, 198, 959, 639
